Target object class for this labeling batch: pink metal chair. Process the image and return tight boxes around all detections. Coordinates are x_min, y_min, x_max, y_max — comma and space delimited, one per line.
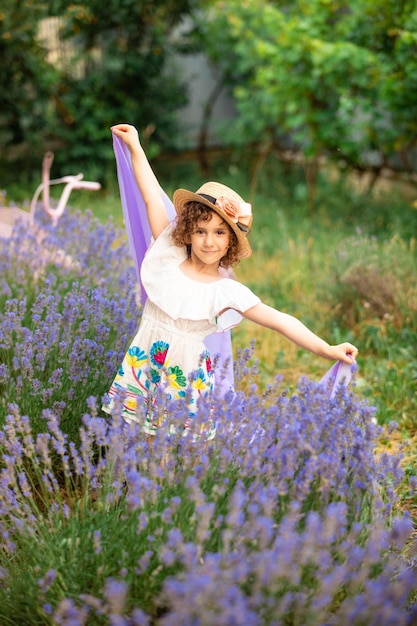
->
0, 152, 101, 238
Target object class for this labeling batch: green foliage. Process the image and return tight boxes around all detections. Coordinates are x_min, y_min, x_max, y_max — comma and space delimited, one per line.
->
198, 0, 417, 173
0, 1, 198, 182
3, 0, 417, 190
319, 230, 417, 424
43, 0, 197, 179
0, 1, 58, 160
323, 232, 417, 328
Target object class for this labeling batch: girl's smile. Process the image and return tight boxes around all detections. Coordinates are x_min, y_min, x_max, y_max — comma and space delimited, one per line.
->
189, 214, 231, 272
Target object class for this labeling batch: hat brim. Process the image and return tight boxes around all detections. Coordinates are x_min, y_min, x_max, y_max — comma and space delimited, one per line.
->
173, 188, 252, 259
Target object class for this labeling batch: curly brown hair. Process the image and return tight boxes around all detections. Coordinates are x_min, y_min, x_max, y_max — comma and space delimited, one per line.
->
171, 201, 242, 268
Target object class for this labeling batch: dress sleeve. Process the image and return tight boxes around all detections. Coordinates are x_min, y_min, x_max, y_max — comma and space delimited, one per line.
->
215, 280, 261, 332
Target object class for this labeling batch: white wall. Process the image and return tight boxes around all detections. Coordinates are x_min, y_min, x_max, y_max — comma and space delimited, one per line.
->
173, 52, 236, 147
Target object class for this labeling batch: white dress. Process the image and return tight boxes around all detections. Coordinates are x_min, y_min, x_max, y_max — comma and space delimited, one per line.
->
103, 223, 260, 440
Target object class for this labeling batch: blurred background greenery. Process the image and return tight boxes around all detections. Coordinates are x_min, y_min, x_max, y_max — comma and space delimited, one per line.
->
2, 0, 417, 187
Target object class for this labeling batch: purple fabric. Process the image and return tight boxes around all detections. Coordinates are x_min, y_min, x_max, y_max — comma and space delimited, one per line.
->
113, 136, 174, 303
113, 134, 235, 396
319, 360, 355, 398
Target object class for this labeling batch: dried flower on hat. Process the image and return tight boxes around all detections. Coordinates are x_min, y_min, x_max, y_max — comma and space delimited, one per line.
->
216, 196, 252, 225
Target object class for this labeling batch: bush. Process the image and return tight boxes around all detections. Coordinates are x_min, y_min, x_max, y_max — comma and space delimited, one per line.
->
0, 0, 197, 183
324, 232, 417, 331
312, 228, 417, 425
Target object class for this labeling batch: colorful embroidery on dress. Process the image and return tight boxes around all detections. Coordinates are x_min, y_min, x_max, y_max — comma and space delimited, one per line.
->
167, 365, 187, 390
150, 341, 169, 367
106, 341, 215, 440
126, 346, 147, 368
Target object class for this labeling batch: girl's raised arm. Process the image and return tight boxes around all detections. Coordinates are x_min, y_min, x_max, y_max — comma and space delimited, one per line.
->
243, 303, 358, 364
111, 124, 170, 239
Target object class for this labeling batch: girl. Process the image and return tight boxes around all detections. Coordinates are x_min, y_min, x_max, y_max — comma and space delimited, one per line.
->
103, 124, 358, 441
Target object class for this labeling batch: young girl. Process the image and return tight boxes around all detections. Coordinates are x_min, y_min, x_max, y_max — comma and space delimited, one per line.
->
103, 123, 358, 441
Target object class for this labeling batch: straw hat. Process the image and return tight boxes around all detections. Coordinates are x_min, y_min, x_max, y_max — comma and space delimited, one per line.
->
173, 181, 253, 258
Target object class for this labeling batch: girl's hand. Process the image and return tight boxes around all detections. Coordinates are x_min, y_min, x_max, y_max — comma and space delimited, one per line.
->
110, 123, 141, 153
327, 342, 358, 364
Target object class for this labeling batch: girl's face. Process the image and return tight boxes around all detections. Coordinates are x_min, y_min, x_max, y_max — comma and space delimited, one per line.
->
189, 213, 231, 269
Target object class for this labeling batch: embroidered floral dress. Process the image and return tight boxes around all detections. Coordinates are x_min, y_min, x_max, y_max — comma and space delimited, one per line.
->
103, 223, 260, 440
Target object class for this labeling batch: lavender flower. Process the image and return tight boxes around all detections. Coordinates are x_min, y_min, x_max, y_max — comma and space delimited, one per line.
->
104, 578, 128, 616
38, 568, 57, 594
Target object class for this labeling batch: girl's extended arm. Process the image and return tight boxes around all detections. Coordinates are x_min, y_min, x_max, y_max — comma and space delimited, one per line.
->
111, 123, 170, 239
243, 303, 358, 364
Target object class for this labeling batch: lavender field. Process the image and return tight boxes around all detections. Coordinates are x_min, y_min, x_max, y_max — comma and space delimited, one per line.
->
0, 206, 416, 625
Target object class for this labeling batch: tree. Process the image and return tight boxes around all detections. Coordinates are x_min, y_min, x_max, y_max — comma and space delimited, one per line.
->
0, 0, 199, 181
0, 1, 57, 170
44, 0, 200, 178
197, 0, 417, 201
